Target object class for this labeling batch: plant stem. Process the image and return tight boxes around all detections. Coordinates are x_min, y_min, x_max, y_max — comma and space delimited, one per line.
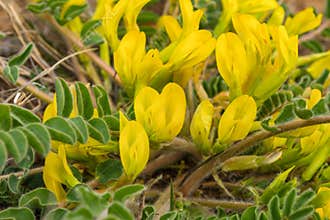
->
180, 115, 330, 196
48, 16, 121, 85
0, 166, 43, 181
188, 197, 254, 210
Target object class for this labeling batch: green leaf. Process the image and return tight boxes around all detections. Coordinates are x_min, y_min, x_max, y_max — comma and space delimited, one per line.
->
275, 104, 296, 124
8, 43, 34, 66
93, 85, 111, 117
0, 140, 7, 173
113, 184, 145, 203
62, 4, 87, 23
8, 174, 20, 194
142, 205, 155, 220
75, 82, 94, 120
258, 211, 268, 220
261, 167, 294, 203
80, 20, 102, 38
294, 189, 315, 210
17, 146, 34, 169
87, 118, 110, 143
0, 207, 35, 220
138, 11, 159, 23
55, 78, 73, 117
9, 104, 41, 125
63, 207, 93, 220
283, 188, 297, 217
9, 129, 28, 162
27, 2, 49, 13
19, 188, 57, 208
69, 116, 89, 144
82, 32, 104, 46
241, 206, 257, 220
301, 40, 323, 53
96, 159, 123, 184
312, 99, 329, 116
160, 211, 177, 220
66, 184, 109, 216
268, 195, 281, 220
3, 65, 19, 83
0, 104, 12, 131
315, 70, 330, 85
288, 207, 314, 220
103, 115, 120, 131
108, 202, 134, 220
45, 117, 77, 144
0, 131, 25, 162
21, 123, 50, 156
326, 0, 330, 18
261, 118, 280, 132
0, 31, 6, 39
45, 208, 68, 220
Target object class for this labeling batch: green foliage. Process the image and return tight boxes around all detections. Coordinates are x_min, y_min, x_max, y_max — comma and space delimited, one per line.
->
27, 0, 87, 24
3, 43, 34, 83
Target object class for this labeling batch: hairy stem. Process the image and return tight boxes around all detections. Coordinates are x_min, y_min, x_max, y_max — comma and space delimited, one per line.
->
0, 166, 43, 181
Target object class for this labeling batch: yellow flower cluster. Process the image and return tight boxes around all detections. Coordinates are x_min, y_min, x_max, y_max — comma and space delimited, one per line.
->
191, 95, 257, 155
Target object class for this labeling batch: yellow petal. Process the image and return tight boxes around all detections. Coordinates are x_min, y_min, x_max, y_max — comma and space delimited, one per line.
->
216, 32, 248, 97
218, 95, 256, 144
103, 0, 128, 49
119, 121, 149, 180
179, 0, 203, 36
114, 30, 146, 95
124, 0, 151, 31
158, 16, 182, 42
307, 54, 330, 78
134, 83, 186, 143
238, 0, 278, 14
168, 30, 216, 70
285, 8, 323, 35
43, 145, 80, 201
159, 83, 186, 141
308, 89, 322, 109
134, 86, 160, 137
267, 6, 285, 26
190, 100, 214, 154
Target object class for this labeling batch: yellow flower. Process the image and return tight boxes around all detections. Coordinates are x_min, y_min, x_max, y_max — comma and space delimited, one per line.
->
114, 30, 163, 97
308, 53, 330, 78
214, 0, 278, 35
316, 186, 330, 219
267, 6, 285, 26
190, 100, 214, 154
119, 113, 149, 181
153, 0, 215, 87
216, 14, 298, 103
124, 0, 151, 31
134, 83, 186, 143
100, 0, 128, 49
285, 8, 323, 36
43, 145, 80, 201
218, 95, 256, 145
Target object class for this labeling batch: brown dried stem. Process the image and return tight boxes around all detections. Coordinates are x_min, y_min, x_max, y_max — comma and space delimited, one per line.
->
180, 115, 330, 196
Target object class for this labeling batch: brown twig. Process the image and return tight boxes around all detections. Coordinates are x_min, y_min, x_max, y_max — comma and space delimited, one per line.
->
0, 59, 53, 103
0, 166, 43, 181
188, 197, 253, 210
47, 16, 121, 85
180, 115, 330, 196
